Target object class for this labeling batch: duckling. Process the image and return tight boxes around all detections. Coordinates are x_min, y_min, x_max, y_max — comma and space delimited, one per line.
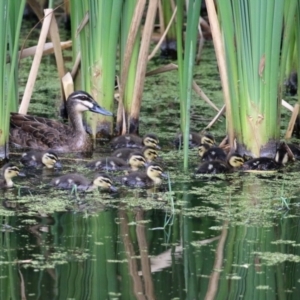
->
86, 152, 146, 171
50, 173, 117, 192
10, 91, 113, 152
174, 132, 215, 149
117, 163, 167, 188
195, 154, 244, 174
242, 148, 289, 172
287, 143, 300, 160
20, 150, 62, 169
242, 157, 281, 171
242, 142, 290, 172
110, 133, 160, 149
0, 163, 23, 188
112, 146, 159, 163
198, 144, 227, 162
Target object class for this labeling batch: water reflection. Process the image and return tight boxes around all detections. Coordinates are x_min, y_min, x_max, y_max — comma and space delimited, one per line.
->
2, 169, 300, 299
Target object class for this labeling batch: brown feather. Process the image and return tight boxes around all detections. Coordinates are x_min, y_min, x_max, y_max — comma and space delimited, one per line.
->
9, 91, 112, 152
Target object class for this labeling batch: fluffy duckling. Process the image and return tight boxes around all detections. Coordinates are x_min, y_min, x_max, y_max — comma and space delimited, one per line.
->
20, 150, 62, 169
110, 133, 160, 150
242, 142, 290, 172
50, 173, 117, 192
174, 132, 215, 149
86, 152, 146, 171
242, 149, 288, 172
117, 163, 167, 188
112, 146, 158, 163
198, 144, 227, 162
242, 157, 281, 171
0, 163, 23, 188
195, 154, 244, 174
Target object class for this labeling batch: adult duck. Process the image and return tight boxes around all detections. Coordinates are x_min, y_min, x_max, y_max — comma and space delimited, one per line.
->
10, 91, 112, 152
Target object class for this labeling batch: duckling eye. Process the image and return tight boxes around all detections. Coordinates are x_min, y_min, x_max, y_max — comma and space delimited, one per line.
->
48, 155, 57, 161
203, 137, 214, 145
198, 147, 205, 153
134, 157, 145, 162
233, 158, 244, 165
101, 178, 112, 185
146, 138, 157, 145
151, 167, 162, 173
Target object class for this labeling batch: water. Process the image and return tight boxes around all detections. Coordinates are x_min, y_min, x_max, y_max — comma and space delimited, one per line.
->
2, 157, 300, 299
1, 16, 300, 300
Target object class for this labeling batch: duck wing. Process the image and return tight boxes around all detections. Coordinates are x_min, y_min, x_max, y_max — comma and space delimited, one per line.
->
10, 113, 71, 150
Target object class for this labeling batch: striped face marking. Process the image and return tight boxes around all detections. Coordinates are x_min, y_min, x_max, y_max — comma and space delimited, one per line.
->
129, 155, 146, 167
147, 165, 163, 178
201, 136, 215, 147
144, 138, 158, 147
42, 153, 59, 168
144, 149, 158, 160
75, 101, 93, 112
5, 166, 20, 179
94, 176, 113, 188
229, 156, 244, 167
198, 145, 207, 157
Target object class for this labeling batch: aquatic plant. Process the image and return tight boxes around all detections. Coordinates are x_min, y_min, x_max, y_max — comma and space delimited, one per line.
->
207, 0, 298, 157
160, 0, 178, 58
69, 0, 121, 136
176, 0, 202, 170
0, 1, 25, 159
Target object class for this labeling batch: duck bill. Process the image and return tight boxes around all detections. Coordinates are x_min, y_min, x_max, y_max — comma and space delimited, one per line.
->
54, 161, 63, 169
18, 171, 26, 177
91, 104, 113, 116
110, 185, 118, 192
161, 172, 168, 179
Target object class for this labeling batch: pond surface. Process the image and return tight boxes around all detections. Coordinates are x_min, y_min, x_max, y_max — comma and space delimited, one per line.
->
1, 16, 300, 300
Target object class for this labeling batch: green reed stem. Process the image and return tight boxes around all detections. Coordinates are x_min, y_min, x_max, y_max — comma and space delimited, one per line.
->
0, 0, 25, 159
176, 0, 202, 170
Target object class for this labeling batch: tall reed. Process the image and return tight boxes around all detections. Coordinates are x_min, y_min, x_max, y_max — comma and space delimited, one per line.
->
117, 0, 142, 134
213, 0, 296, 156
70, 0, 121, 136
161, 0, 177, 57
176, 0, 202, 170
0, 1, 25, 159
